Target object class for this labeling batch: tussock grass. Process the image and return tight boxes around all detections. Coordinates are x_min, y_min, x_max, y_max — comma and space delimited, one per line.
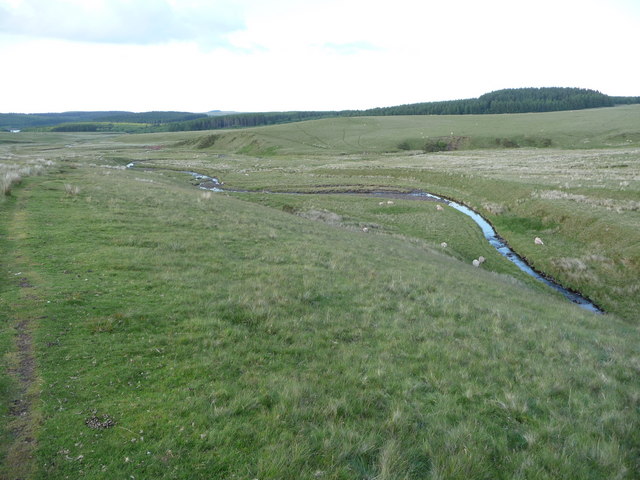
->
532, 189, 640, 212
63, 183, 81, 196
1, 171, 21, 195
1, 160, 53, 196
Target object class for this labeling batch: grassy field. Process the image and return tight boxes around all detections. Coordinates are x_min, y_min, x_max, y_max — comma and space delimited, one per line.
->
106, 105, 640, 319
1, 106, 639, 479
115, 104, 640, 154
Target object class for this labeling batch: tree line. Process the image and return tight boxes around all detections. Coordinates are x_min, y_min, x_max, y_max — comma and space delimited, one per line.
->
167, 111, 338, 131
3, 88, 639, 132
353, 88, 619, 116
166, 88, 639, 132
1, 111, 208, 130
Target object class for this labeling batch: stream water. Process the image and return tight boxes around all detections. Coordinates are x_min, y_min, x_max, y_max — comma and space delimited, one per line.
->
406, 192, 602, 313
128, 164, 603, 313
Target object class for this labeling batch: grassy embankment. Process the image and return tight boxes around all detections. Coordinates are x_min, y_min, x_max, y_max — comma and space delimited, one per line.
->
117, 105, 640, 319
0, 106, 639, 479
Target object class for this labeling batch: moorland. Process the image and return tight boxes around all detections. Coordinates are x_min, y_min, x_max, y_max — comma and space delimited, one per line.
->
1, 102, 639, 479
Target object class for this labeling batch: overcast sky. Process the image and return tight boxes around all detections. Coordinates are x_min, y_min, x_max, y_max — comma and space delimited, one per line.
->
1, 0, 638, 113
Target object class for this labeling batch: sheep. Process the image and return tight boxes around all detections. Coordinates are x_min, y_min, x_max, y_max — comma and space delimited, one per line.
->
387, 200, 394, 205
362, 227, 369, 233
534, 237, 544, 245
478, 256, 485, 264
472, 259, 480, 267
436, 204, 444, 211
199, 191, 213, 201
440, 242, 447, 248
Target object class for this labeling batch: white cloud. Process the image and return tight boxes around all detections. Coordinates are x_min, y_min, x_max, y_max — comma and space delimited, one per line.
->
0, 0, 244, 45
320, 41, 379, 56
0, 0, 638, 113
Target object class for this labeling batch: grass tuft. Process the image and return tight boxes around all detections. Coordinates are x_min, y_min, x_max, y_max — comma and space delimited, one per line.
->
1, 172, 21, 195
1, 158, 53, 197
64, 183, 81, 196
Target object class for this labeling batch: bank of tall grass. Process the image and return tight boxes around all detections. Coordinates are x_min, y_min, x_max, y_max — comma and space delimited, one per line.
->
0, 161, 53, 196
0, 135, 57, 197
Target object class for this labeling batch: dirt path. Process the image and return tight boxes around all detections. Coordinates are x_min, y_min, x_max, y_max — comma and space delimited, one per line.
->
3, 191, 42, 480
6, 317, 38, 480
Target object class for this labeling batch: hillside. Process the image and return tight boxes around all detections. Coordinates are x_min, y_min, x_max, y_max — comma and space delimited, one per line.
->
156, 104, 640, 154
0, 111, 208, 132
167, 87, 640, 131
3, 88, 639, 133
355, 87, 620, 115
1, 105, 638, 479
116, 105, 640, 319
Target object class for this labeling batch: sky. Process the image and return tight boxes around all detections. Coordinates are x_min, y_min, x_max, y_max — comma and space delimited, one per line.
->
1, 0, 639, 113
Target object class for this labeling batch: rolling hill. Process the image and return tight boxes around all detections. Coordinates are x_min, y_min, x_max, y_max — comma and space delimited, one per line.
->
2, 87, 639, 133
1, 98, 639, 479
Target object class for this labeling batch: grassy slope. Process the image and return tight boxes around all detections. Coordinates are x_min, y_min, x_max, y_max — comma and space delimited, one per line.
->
298, 150, 640, 320
116, 104, 640, 154
0, 107, 639, 478
0, 168, 637, 479
110, 105, 640, 320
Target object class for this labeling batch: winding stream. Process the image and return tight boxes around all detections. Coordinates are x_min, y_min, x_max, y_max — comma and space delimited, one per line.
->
407, 192, 603, 313
128, 164, 603, 313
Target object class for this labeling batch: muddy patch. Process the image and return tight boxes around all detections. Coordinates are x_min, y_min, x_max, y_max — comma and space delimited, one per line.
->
85, 413, 116, 430
6, 317, 38, 478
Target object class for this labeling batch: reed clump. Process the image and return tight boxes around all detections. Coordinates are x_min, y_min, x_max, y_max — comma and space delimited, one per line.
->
1, 162, 52, 196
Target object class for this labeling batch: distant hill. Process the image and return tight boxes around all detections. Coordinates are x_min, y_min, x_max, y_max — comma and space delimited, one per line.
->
2, 88, 639, 133
206, 110, 240, 116
354, 87, 638, 116
0, 111, 208, 131
167, 88, 640, 132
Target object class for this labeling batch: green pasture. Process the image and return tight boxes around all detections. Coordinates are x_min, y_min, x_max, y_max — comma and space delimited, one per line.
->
112, 104, 640, 154
1, 106, 639, 479
97, 105, 640, 319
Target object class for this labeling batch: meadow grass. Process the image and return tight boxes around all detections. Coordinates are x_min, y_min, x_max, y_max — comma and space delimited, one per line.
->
110, 122, 639, 319
117, 104, 640, 154
1, 107, 639, 478
0, 161, 636, 479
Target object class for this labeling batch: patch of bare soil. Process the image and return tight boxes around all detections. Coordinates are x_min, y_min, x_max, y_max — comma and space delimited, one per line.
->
85, 413, 116, 430
6, 314, 38, 480
4, 194, 40, 479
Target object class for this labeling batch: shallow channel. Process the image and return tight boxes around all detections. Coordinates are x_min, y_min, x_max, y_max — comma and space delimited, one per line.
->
129, 164, 603, 313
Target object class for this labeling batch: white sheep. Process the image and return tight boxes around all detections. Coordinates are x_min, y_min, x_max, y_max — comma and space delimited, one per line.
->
436, 204, 444, 211
472, 259, 480, 267
534, 237, 544, 245
387, 200, 394, 205
478, 256, 485, 264
440, 242, 447, 248
362, 227, 369, 233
